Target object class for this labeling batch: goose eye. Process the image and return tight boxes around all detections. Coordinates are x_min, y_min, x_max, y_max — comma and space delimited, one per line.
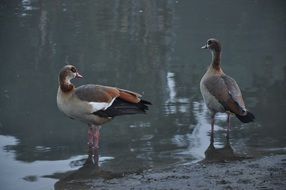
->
71, 67, 76, 73
207, 40, 212, 45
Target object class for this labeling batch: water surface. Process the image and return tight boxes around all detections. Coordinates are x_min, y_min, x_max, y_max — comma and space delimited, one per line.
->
0, 0, 286, 189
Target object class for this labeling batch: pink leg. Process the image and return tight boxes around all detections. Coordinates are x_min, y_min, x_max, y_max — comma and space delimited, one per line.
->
88, 125, 101, 149
88, 125, 101, 160
94, 127, 100, 149
88, 126, 94, 147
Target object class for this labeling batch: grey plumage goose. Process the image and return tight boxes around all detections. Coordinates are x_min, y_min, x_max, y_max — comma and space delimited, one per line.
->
200, 38, 255, 133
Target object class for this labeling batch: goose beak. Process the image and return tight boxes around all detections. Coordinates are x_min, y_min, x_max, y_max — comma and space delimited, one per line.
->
76, 72, 83, 78
201, 45, 208, 49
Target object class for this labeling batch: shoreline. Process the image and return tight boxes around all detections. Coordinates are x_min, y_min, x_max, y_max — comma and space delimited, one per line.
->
55, 154, 286, 190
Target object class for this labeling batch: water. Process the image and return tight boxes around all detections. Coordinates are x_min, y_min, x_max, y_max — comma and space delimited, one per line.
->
0, 0, 286, 189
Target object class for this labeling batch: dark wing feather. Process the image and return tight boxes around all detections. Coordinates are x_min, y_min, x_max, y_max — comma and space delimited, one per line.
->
221, 75, 245, 109
93, 98, 150, 117
204, 75, 245, 115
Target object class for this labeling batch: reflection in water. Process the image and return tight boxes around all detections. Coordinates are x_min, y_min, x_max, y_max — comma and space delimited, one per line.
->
184, 101, 252, 163
54, 148, 136, 190
166, 72, 176, 103
0, 135, 83, 190
164, 72, 190, 115
180, 101, 249, 163
21, 0, 39, 16
185, 101, 224, 161
202, 130, 251, 163
0, 135, 115, 190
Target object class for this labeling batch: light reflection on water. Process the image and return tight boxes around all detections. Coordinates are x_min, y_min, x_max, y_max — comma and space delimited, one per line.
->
0, 135, 114, 190
173, 101, 226, 162
185, 101, 215, 161
164, 72, 190, 115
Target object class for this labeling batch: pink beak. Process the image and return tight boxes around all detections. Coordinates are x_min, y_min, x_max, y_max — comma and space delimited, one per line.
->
76, 72, 83, 78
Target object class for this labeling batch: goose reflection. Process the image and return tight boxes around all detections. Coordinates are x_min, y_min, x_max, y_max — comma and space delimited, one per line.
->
54, 149, 126, 190
202, 131, 250, 163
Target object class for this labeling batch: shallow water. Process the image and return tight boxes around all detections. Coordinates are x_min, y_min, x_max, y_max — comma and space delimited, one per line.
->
0, 0, 286, 189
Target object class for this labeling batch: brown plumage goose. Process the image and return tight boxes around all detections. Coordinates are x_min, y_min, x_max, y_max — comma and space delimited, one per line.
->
57, 65, 151, 150
200, 38, 254, 133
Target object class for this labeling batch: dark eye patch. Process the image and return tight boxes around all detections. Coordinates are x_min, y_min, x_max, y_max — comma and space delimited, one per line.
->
71, 67, 76, 73
207, 40, 212, 45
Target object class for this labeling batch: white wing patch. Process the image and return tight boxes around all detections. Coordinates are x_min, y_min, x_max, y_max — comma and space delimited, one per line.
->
89, 97, 116, 112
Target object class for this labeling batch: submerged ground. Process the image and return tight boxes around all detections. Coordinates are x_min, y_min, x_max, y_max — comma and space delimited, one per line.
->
55, 154, 286, 190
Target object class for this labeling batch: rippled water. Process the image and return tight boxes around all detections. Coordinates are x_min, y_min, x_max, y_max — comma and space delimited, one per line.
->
0, 0, 285, 189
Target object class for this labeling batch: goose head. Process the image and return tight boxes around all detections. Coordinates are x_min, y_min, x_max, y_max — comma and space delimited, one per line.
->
201, 38, 221, 53
59, 65, 83, 84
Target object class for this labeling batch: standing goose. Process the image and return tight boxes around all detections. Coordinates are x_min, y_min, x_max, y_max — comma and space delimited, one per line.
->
57, 65, 151, 151
200, 38, 254, 133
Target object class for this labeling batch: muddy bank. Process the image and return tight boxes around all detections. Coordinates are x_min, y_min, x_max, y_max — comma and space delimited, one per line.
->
55, 154, 286, 190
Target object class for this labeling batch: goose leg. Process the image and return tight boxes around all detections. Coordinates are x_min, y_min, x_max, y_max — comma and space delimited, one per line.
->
88, 125, 94, 148
87, 145, 99, 166
211, 113, 215, 134
94, 126, 100, 149
210, 129, 214, 145
227, 113, 231, 138
88, 125, 101, 149
226, 128, 230, 142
